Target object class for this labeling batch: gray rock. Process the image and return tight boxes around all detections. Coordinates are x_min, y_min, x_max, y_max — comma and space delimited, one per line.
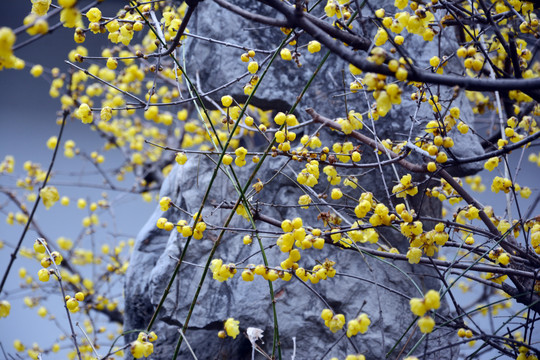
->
124, 1, 483, 358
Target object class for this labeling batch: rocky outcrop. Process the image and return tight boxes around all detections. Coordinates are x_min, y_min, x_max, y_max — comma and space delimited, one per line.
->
125, 1, 484, 358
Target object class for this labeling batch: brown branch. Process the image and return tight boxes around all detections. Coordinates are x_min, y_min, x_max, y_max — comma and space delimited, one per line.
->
356, 246, 538, 279
226, 196, 539, 280
446, 130, 540, 166
306, 108, 426, 173
301, 11, 370, 51
439, 170, 501, 238
155, 0, 200, 57
214, 0, 290, 27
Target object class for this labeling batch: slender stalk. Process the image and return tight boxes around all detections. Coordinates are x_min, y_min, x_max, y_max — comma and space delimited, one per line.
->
0, 109, 69, 294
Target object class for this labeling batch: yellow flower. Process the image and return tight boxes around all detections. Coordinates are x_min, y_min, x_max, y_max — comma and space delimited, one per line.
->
106, 57, 118, 70
37, 306, 47, 317
298, 194, 312, 209
31, 0, 52, 16
406, 247, 422, 264
222, 154, 233, 165
418, 316, 435, 333
0, 300, 10, 317
247, 61, 258, 74
77, 103, 92, 123
39, 186, 59, 209
175, 152, 188, 165
252, 179, 264, 193
484, 157, 499, 171
424, 290, 440, 310
325, 313, 346, 333
13, 339, 25, 352
331, 188, 343, 200
30, 64, 44, 77
280, 48, 292, 61
321, 308, 334, 321
221, 95, 233, 107
159, 197, 171, 211
60, 7, 82, 28
498, 252, 510, 265
38, 269, 50, 282
224, 318, 240, 338
86, 7, 102, 22
347, 313, 371, 337
409, 298, 427, 316
235, 146, 248, 158
308, 40, 321, 53
0, 27, 16, 58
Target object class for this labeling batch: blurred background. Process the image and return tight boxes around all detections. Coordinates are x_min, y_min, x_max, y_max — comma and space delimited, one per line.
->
0, 1, 156, 357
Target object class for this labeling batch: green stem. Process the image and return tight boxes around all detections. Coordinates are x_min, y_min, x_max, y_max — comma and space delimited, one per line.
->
171, 32, 293, 360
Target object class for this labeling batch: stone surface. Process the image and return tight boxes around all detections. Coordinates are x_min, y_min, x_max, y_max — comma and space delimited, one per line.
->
124, 1, 484, 358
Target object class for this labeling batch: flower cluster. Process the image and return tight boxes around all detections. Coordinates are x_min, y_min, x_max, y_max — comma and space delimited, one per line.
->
409, 290, 440, 333
516, 346, 537, 360
39, 186, 60, 209
0, 27, 24, 70
0, 155, 15, 173
397, 204, 422, 238
336, 110, 364, 135
369, 203, 392, 227
488, 247, 511, 265
484, 157, 500, 171
409, 289, 441, 317
491, 176, 513, 193
243, 264, 292, 282
299, 134, 323, 150
354, 192, 374, 218
426, 177, 463, 204
76, 103, 93, 124
297, 160, 320, 187
346, 313, 371, 337
156, 217, 174, 232
392, 174, 418, 198
344, 221, 379, 245
277, 217, 306, 252
321, 308, 346, 333
234, 146, 248, 167
295, 259, 336, 284
210, 259, 237, 282
530, 222, 540, 254
329, 143, 352, 164
65, 292, 85, 313
423, 222, 449, 248
457, 328, 474, 338
1, 0, 538, 356
159, 196, 172, 211
130, 331, 157, 359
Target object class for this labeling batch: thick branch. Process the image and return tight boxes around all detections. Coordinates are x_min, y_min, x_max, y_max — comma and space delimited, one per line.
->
446, 130, 540, 166
214, 0, 290, 27
259, 0, 540, 95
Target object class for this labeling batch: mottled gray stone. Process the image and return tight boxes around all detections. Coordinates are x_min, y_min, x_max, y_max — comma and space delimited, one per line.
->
124, 1, 485, 358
